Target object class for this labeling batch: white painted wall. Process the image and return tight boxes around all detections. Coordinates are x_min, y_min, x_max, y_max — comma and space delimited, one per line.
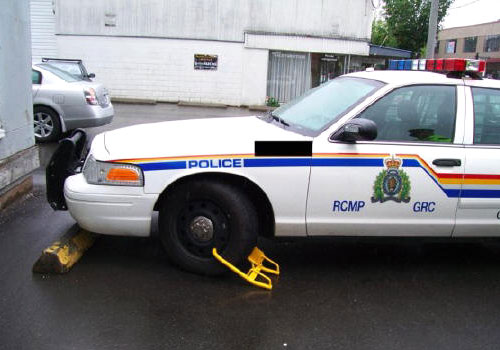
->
56, 0, 374, 42
30, 0, 57, 62
57, 36, 269, 106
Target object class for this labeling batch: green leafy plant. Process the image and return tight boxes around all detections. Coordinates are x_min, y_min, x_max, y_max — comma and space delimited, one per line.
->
382, 0, 454, 55
266, 96, 280, 107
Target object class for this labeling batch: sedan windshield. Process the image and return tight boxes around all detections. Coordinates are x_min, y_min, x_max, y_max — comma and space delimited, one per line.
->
35, 63, 81, 82
273, 77, 384, 134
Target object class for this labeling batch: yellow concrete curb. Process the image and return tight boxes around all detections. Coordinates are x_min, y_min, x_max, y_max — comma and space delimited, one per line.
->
33, 225, 96, 274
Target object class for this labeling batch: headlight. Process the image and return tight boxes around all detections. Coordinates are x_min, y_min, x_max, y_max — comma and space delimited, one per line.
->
83, 155, 144, 186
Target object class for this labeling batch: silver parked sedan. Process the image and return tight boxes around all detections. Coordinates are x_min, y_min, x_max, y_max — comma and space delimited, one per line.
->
32, 63, 114, 142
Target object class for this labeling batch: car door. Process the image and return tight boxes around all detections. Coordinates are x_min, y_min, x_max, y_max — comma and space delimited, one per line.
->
306, 84, 466, 236
454, 84, 500, 236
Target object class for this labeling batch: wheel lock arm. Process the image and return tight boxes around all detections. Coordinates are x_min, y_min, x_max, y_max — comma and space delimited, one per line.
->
212, 247, 280, 290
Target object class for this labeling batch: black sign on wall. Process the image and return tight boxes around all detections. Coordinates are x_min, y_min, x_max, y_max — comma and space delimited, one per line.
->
194, 54, 218, 70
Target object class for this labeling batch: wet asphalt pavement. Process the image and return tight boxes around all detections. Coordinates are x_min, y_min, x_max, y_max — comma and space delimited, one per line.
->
2, 103, 500, 349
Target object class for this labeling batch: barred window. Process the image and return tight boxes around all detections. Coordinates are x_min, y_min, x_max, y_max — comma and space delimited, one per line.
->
484, 35, 500, 52
463, 37, 477, 53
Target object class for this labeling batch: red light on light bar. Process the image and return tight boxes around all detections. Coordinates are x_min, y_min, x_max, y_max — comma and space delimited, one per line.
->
479, 60, 486, 73
444, 59, 466, 71
435, 59, 444, 71
426, 59, 435, 70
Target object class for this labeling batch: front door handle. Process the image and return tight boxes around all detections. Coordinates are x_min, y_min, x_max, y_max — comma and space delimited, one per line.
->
432, 158, 461, 167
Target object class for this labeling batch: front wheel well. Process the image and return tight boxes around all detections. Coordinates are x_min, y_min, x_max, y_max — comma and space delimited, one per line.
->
153, 172, 275, 238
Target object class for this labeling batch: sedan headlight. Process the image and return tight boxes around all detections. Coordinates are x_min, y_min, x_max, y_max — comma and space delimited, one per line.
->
83, 155, 144, 186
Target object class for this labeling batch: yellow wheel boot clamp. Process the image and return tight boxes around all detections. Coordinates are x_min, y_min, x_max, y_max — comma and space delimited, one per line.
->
212, 247, 280, 290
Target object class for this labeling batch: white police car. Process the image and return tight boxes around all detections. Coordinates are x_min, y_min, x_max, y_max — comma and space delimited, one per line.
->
47, 58, 500, 275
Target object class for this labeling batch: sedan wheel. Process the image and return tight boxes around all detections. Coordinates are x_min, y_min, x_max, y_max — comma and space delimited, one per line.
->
33, 106, 61, 142
34, 112, 54, 138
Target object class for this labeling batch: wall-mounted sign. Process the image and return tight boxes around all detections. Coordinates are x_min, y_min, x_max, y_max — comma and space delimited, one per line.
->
104, 13, 116, 27
194, 54, 218, 70
321, 54, 338, 62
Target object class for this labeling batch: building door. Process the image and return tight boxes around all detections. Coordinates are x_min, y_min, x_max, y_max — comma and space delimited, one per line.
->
267, 51, 311, 103
319, 55, 339, 84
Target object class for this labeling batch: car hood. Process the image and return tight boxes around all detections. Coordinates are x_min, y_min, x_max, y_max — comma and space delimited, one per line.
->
96, 116, 311, 161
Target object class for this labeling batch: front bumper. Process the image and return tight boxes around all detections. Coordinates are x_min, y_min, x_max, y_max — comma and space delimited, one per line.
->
47, 131, 156, 236
64, 174, 156, 237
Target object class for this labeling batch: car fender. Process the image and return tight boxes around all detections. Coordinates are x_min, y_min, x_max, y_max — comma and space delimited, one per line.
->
33, 97, 67, 132
151, 166, 267, 198
151, 167, 275, 237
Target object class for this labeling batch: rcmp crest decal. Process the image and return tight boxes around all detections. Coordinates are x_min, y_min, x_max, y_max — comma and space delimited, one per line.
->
371, 155, 411, 203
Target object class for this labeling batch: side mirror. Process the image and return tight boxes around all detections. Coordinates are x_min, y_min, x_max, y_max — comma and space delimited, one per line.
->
88, 73, 96, 79
330, 118, 377, 142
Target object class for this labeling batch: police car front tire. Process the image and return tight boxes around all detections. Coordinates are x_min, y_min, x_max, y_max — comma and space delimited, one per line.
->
158, 180, 258, 276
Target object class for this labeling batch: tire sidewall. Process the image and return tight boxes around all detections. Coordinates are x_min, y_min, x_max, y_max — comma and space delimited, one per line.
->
159, 180, 258, 275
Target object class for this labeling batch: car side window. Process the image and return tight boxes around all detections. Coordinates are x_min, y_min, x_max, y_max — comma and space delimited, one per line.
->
32, 70, 41, 84
472, 87, 500, 145
357, 85, 457, 143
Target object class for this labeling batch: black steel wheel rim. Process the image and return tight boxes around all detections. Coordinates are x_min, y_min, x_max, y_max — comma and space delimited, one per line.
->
176, 199, 230, 258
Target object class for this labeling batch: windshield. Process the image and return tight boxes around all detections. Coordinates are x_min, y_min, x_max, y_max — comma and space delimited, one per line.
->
35, 63, 82, 82
273, 77, 384, 134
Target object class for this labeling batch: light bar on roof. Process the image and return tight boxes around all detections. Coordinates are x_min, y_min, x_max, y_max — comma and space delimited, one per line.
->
387, 58, 486, 73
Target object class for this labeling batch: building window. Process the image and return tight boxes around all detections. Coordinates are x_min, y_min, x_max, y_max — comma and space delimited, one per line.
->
484, 35, 500, 52
463, 37, 477, 53
267, 51, 311, 103
445, 40, 457, 54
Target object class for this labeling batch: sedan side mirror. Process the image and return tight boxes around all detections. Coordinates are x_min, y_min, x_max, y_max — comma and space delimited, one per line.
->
88, 73, 96, 79
330, 118, 377, 143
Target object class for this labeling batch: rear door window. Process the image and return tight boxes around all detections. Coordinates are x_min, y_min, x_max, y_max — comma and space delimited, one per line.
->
472, 87, 500, 144
32, 70, 41, 84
